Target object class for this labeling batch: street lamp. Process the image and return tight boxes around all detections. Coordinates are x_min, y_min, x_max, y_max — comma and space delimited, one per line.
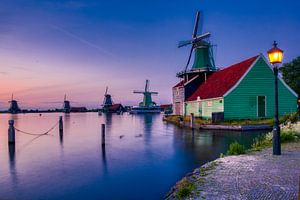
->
267, 41, 284, 155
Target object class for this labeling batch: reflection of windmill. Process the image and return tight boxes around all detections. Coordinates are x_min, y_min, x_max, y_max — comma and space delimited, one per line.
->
102, 87, 113, 108
177, 11, 216, 80
8, 94, 21, 114
133, 80, 158, 107
63, 94, 71, 113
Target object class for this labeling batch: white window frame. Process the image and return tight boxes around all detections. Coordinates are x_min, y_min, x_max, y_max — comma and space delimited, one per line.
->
257, 96, 267, 117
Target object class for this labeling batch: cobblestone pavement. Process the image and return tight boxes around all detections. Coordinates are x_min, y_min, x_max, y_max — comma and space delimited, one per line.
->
167, 142, 300, 200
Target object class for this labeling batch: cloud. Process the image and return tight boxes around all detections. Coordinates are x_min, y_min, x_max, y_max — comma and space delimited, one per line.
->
50, 24, 115, 57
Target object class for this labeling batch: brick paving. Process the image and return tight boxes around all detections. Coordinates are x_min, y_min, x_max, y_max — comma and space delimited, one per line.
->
167, 142, 300, 200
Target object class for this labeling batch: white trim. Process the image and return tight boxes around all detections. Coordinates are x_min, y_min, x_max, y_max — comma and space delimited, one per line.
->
261, 55, 298, 98
223, 55, 261, 97
184, 75, 199, 86
257, 95, 266, 118
186, 97, 223, 103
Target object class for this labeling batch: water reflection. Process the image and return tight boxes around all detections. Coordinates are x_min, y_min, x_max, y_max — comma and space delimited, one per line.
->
0, 113, 267, 200
101, 145, 108, 175
63, 113, 71, 133
8, 143, 18, 185
142, 114, 155, 145
104, 113, 112, 127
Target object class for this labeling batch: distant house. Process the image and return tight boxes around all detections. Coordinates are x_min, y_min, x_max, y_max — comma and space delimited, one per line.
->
173, 54, 298, 120
107, 104, 124, 113
70, 107, 88, 112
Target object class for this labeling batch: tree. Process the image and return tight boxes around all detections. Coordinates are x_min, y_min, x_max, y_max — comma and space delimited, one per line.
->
280, 56, 300, 97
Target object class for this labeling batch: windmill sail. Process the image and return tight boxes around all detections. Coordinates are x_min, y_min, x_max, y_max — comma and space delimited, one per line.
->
177, 11, 216, 77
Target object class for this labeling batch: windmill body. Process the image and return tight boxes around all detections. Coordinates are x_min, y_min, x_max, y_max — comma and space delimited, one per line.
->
131, 80, 161, 114
177, 11, 216, 81
101, 87, 124, 113
172, 11, 218, 116
63, 95, 71, 113
8, 94, 21, 114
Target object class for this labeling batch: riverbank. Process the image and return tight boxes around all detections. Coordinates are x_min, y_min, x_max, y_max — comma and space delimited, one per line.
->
166, 126, 300, 200
163, 115, 273, 131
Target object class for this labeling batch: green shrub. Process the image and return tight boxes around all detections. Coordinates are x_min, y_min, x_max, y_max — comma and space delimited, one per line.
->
280, 130, 298, 142
176, 179, 195, 199
227, 141, 246, 155
251, 133, 272, 151
251, 129, 299, 151
280, 112, 299, 124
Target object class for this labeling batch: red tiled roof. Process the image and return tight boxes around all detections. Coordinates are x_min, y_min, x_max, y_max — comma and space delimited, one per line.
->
187, 55, 259, 101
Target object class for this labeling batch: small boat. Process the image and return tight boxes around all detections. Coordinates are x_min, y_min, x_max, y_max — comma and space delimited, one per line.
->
130, 105, 161, 114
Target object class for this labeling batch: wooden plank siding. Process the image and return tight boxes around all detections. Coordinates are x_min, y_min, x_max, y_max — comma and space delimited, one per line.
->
201, 98, 224, 119
224, 57, 297, 119
172, 86, 185, 115
186, 98, 224, 118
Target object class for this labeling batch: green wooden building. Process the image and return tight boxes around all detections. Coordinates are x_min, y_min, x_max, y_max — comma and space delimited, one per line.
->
172, 11, 297, 119
180, 54, 297, 119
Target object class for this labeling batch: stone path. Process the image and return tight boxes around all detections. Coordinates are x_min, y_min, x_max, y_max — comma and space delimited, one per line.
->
167, 142, 300, 200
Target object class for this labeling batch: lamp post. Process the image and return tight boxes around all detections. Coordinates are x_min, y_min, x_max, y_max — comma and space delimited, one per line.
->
267, 41, 284, 155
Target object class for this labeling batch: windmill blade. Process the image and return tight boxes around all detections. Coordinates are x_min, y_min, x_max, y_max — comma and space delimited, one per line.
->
149, 92, 158, 95
133, 90, 145, 94
105, 86, 108, 95
193, 32, 211, 44
192, 11, 200, 38
64, 94, 67, 101
145, 80, 149, 92
184, 45, 194, 72
178, 40, 193, 48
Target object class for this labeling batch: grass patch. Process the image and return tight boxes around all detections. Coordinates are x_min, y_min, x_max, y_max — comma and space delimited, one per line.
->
227, 141, 246, 155
175, 178, 195, 199
251, 127, 299, 151
165, 112, 299, 127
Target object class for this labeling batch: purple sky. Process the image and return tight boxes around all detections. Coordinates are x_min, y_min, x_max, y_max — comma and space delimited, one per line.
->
0, 0, 299, 109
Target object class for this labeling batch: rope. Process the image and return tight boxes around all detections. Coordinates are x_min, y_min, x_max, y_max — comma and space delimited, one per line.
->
15, 121, 59, 136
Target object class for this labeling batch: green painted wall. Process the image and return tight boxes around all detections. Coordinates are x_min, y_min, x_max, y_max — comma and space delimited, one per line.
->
224, 57, 297, 119
185, 101, 200, 116
201, 98, 224, 119
186, 98, 223, 118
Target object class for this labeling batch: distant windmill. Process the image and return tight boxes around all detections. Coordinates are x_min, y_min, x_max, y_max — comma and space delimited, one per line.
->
63, 94, 71, 113
133, 80, 158, 107
102, 87, 113, 108
8, 94, 21, 114
177, 11, 216, 79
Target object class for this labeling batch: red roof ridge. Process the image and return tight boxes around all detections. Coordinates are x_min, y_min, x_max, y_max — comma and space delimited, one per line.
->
187, 55, 260, 101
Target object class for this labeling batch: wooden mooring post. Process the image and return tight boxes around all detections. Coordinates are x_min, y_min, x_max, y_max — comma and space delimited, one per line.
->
190, 113, 195, 130
59, 116, 63, 137
101, 124, 105, 146
8, 120, 15, 144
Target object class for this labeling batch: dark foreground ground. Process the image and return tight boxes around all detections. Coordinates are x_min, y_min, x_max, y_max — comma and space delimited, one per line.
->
167, 142, 300, 200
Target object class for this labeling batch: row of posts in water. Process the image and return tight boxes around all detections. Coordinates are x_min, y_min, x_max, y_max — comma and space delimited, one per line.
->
8, 116, 106, 146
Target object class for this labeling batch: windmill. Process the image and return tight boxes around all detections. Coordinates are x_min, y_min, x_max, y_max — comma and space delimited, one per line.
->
133, 80, 158, 107
8, 94, 21, 114
63, 94, 71, 113
102, 87, 113, 108
177, 11, 216, 80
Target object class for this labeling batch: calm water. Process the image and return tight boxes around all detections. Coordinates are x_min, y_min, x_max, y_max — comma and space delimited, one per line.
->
0, 113, 266, 200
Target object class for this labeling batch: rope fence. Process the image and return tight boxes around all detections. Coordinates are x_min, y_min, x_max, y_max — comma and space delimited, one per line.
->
14, 120, 60, 136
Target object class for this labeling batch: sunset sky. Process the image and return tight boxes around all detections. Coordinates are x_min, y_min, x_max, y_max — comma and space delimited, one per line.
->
0, 0, 300, 109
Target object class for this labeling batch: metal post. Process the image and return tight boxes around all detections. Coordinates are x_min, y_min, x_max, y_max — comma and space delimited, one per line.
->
8, 120, 15, 144
273, 66, 281, 155
59, 116, 63, 137
101, 124, 105, 146
190, 113, 195, 130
